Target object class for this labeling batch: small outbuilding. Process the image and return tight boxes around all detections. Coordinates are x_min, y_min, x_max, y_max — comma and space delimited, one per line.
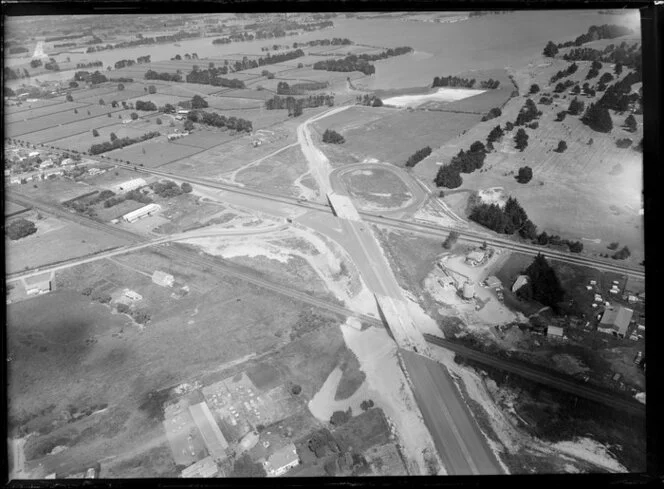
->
465, 250, 485, 266
462, 281, 475, 300
512, 275, 529, 293
598, 305, 633, 338
547, 325, 564, 338
152, 270, 175, 288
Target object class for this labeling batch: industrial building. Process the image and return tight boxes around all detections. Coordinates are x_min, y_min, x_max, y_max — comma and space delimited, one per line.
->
23, 272, 53, 296
181, 456, 219, 478
111, 178, 147, 194
188, 402, 229, 461
152, 270, 175, 287
264, 443, 300, 477
598, 305, 634, 338
122, 203, 161, 223
461, 281, 475, 299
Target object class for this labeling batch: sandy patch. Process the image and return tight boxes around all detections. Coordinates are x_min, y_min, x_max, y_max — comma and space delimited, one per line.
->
552, 438, 627, 473
478, 187, 507, 208
551, 354, 590, 376
383, 88, 486, 108
340, 319, 444, 475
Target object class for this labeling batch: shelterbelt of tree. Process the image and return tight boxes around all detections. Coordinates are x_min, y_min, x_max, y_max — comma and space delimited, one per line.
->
313, 47, 413, 75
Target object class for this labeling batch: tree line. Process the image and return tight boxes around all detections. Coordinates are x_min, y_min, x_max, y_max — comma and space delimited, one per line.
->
292, 38, 352, 48
186, 110, 253, 132
86, 30, 200, 53
550, 62, 578, 84
562, 41, 641, 71
277, 81, 329, 95
76, 61, 103, 69
469, 197, 537, 240
405, 146, 432, 168
135, 100, 158, 111
145, 70, 183, 82
356, 94, 383, 107
432, 76, 476, 88
265, 94, 334, 113
183, 67, 246, 88
88, 131, 160, 155
313, 47, 413, 75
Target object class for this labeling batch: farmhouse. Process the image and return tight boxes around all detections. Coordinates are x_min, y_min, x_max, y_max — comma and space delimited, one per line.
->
547, 325, 564, 338
112, 178, 147, 194
598, 305, 633, 338
465, 250, 485, 266
122, 203, 161, 223
263, 443, 300, 477
123, 289, 143, 302
152, 270, 175, 287
24, 273, 53, 296
512, 275, 529, 293
181, 456, 219, 478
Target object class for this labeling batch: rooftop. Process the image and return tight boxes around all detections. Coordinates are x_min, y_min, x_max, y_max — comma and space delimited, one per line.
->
600, 305, 633, 335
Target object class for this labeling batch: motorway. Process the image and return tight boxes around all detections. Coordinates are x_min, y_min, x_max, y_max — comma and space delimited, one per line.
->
400, 350, 502, 474
8, 105, 643, 475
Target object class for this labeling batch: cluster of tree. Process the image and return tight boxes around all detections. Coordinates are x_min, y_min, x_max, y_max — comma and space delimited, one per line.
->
88, 131, 160, 155
76, 61, 103, 69
442, 231, 460, 250
114, 59, 136, 70
469, 197, 537, 239
322, 129, 345, 144
535, 232, 583, 252
144, 70, 182, 82
529, 84, 540, 94
6, 218, 37, 240
30, 59, 43, 68
404, 146, 432, 168
4, 67, 30, 80
570, 24, 633, 47
265, 94, 334, 113
292, 38, 352, 48
623, 114, 637, 132
86, 31, 200, 53
479, 78, 501, 89
44, 59, 60, 71
516, 166, 533, 183
486, 125, 504, 147
277, 81, 329, 95
151, 180, 183, 198
330, 408, 352, 427
313, 47, 412, 75
481, 107, 502, 122
615, 138, 633, 148
514, 128, 529, 151
103, 188, 152, 208
539, 95, 553, 105
611, 245, 631, 260
135, 100, 158, 111
184, 68, 246, 88
514, 99, 542, 127
554, 79, 575, 93
186, 110, 253, 132
434, 141, 488, 189
432, 75, 476, 88
549, 62, 578, 84
563, 42, 641, 71
517, 254, 565, 310
189, 94, 208, 109
360, 399, 374, 411
596, 75, 641, 112
543, 41, 559, 57
308, 429, 340, 459
53, 42, 76, 49
232, 454, 266, 478
586, 60, 603, 80
556, 140, 568, 152
109, 77, 134, 83
170, 53, 199, 61
355, 94, 383, 107
567, 97, 586, 116
581, 102, 613, 132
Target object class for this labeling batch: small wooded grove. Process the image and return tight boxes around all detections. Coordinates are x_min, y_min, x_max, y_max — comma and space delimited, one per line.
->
6, 218, 37, 240
404, 146, 432, 168
434, 141, 487, 188
322, 129, 345, 144
313, 47, 412, 75
88, 131, 160, 155
265, 94, 334, 112
186, 110, 253, 132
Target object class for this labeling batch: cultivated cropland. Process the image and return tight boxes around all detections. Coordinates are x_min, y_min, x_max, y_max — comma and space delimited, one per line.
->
5, 10, 645, 480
